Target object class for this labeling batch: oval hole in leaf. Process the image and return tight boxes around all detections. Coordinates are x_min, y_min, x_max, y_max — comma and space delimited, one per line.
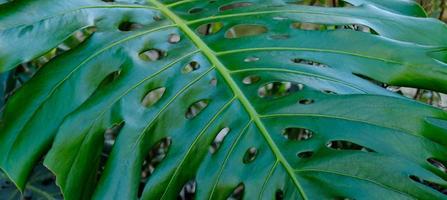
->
228, 183, 245, 200
282, 128, 313, 141
291, 22, 375, 33
258, 82, 303, 99
153, 15, 163, 21
139, 137, 172, 197
97, 69, 122, 89
178, 179, 197, 200
182, 61, 200, 73
353, 73, 387, 87
326, 140, 375, 152
334, 197, 355, 200
139, 49, 166, 61
291, 22, 326, 31
427, 158, 447, 173
100, 121, 125, 178
185, 99, 210, 119
210, 78, 217, 86
242, 75, 261, 85
275, 189, 284, 200
291, 58, 328, 67
243, 147, 258, 164
58, 26, 96, 52
322, 90, 337, 95
298, 99, 314, 105
336, 24, 376, 34
197, 22, 224, 35
141, 87, 166, 108
244, 56, 259, 63
219, 2, 253, 12
40, 176, 55, 186
209, 127, 230, 154
297, 151, 313, 159
189, 7, 204, 14
168, 33, 181, 44
225, 24, 268, 39
118, 21, 143, 31
270, 34, 290, 40
273, 16, 288, 21
409, 175, 447, 195
103, 122, 125, 153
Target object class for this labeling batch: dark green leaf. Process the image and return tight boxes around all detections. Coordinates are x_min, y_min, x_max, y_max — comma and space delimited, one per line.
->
1, 0, 447, 200
0, 164, 62, 200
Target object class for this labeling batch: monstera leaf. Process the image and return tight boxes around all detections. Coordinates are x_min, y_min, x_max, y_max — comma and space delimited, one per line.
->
1, 0, 447, 199
0, 164, 62, 200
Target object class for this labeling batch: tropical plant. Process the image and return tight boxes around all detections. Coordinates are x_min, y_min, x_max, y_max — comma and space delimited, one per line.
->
1, 164, 62, 200
1, 0, 447, 199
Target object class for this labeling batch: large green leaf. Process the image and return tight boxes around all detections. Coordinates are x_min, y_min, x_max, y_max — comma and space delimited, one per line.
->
346, 0, 428, 17
1, 0, 447, 199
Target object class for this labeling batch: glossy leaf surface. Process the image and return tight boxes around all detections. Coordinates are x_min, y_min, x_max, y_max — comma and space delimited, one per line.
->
1, 0, 447, 199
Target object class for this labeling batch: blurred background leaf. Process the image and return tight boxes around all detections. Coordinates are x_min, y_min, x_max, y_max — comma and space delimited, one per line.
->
0, 164, 62, 200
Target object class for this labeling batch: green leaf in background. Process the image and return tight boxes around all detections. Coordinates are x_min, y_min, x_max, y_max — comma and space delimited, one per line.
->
1, 0, 447, 199
0, 164, 62, 200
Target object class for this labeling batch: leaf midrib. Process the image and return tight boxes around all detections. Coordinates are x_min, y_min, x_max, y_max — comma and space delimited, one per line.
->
148, 0, 308, 199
